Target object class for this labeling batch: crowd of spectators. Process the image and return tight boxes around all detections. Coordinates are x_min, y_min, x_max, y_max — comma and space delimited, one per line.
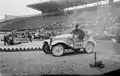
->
2, 21, 65, 45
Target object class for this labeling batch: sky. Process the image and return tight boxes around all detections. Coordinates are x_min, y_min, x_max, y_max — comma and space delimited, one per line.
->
0, 0, 120, 19
0, 0, 51, 19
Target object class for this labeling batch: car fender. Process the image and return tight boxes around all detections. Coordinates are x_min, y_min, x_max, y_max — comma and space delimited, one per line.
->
51, 40, 68, 46
86, 36, 96, 52
43, 39, 51, 46
87, 36, 96, 46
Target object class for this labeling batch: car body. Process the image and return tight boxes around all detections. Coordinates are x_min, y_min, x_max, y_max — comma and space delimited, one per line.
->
42, 30, 96, 57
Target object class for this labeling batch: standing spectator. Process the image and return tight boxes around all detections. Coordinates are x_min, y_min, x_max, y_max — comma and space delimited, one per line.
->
9, 33, 14, 45
4, 32, 14, 45
4, 34, 8, 45
40, 28, 44, 33
26, 29, 32, 42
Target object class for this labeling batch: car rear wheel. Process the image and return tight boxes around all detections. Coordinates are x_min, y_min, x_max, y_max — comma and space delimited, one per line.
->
43, 43, 51, 54
51, 44, 64, 57
85, 42, 94, 53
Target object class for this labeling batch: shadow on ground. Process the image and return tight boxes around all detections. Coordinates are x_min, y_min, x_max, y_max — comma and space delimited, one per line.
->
104, 68, 120, 76
63, 51, 86, 57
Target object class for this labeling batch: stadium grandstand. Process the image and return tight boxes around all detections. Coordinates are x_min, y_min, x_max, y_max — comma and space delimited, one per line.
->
0, 0, 120, 36
0, 0, 104, 30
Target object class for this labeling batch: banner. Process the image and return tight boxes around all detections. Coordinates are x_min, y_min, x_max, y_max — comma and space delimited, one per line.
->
64, 0, 109, 11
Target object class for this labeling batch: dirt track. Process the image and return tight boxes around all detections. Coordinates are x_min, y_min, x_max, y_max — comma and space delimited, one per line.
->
0, 40, 120, 76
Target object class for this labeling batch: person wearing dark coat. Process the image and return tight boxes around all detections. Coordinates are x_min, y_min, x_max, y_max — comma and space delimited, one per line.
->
4, 33, 14, 45
4, 34, 8, 45
71, 24, 85, 41
26, 30, 32, 42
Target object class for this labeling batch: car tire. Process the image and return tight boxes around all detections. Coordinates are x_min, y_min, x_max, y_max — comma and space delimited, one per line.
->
51, 44, 65, 57
85, 42, 94, 53
43, 43, 51, 54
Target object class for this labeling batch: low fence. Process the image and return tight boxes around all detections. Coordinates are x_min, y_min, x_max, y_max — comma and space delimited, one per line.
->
0, 40, 44, 52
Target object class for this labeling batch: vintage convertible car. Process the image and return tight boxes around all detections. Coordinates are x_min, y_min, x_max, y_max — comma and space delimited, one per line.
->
42, 31, 96, 57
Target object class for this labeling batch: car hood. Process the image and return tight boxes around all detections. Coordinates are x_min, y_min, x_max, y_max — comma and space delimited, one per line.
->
54, 34, 72, 39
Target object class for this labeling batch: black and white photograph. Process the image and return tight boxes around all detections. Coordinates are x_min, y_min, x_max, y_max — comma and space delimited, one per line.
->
0, 0, 120, 76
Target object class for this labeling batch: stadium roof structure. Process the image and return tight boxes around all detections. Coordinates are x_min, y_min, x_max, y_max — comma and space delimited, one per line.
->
27, 0, 101, 14
1, 0, 114, 30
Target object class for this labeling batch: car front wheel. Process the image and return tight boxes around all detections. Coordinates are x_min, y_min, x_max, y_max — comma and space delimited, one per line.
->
51, 44, 64, 57
43, 43, 51, 54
